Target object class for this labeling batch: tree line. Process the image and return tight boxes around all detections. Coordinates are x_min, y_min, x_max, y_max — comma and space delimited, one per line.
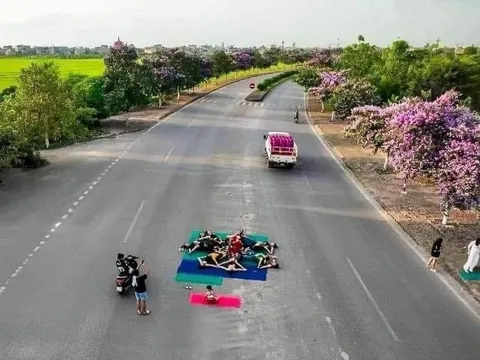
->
0, 40, 312, 168
294, 36, 480, 224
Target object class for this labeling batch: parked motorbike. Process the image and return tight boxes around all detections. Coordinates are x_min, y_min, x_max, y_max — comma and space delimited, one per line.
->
294, 111, 299, 123
115, 253, 141, 294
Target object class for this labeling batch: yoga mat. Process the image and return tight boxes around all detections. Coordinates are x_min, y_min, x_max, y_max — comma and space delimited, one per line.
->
189, 292, 242, 308
182, 230, 272, 262
177, 259, 267, 281
458, 269, 480, 281
188, 230, 269, 243
174, 273, 223, 285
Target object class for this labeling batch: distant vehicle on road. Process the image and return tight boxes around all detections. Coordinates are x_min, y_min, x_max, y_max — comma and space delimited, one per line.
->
263, 131, 298, 169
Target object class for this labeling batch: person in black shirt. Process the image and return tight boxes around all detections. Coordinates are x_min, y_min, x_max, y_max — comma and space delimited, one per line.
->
132, 260, 150, 315
427, 237, 443, 273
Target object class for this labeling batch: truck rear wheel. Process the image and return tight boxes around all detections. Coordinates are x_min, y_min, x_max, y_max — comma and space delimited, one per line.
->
267, 159, 273, 168
286, 163, 294, 169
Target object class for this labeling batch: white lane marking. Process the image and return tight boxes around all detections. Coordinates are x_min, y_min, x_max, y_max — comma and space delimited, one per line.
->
164, 146, 175, 163
346, 257, 399, 342
302, 172, 315, 195
118, 155, 122, 159
33, 246, 40, 252
303, 91, 480, 321
340, 351, 350, 360
89, 185, 93, 190
123, 200, 146, 243
237, 100, 243, 105
188, 120, 196, 129
261, 103, 264, 107
0, 76, 265, 296
200, 99, 206, 103
55, 222, 61, 228
61, 214, 68, 220
84, 191, 89, 195
93, 181, 98, 185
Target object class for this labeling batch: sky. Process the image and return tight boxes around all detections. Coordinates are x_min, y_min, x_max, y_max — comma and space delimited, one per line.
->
0, 0, 479, 48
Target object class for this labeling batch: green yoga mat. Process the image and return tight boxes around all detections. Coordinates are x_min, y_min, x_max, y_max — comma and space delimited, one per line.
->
458, 269, 480, 281
174, 273, 223, 285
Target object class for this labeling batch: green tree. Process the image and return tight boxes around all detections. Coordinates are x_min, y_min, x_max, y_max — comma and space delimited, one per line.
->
0, 86, 17, 103
294, 67, 320, 90
103, 39, 152, 113
211, 50, 234, 80
335, 42, 382, 79
72, 76, 109, 121
2, 61, 80, 152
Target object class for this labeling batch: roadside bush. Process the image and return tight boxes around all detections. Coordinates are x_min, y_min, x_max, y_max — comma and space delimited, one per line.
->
257, 70, 297, 91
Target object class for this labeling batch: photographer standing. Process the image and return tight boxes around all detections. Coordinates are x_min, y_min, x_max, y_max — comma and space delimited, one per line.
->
132, 259, 150, 315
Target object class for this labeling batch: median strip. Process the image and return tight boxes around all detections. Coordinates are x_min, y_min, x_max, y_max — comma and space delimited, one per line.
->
245, 70, 298, 102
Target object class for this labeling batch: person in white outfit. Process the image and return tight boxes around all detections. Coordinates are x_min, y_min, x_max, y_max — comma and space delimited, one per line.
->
463, 238, 480, 273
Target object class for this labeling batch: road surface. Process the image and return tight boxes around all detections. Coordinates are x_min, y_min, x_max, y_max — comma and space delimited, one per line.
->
1, 76, 480, 360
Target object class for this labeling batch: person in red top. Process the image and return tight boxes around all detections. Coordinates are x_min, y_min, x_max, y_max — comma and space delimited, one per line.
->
228, 236, 243, 256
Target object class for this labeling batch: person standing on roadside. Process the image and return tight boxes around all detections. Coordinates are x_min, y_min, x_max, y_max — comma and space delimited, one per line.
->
426, 237, 443, 272
463, 238, 480, 273
132, 260, 150, 315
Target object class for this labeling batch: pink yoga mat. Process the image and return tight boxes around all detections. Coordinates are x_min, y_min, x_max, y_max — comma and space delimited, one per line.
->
189, 293, 242, 308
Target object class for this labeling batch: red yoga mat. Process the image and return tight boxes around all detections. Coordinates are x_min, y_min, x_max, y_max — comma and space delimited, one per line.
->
189, 292, 242, 308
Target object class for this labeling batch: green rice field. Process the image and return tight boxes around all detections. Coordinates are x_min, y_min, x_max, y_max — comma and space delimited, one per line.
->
0, 58, 105, 90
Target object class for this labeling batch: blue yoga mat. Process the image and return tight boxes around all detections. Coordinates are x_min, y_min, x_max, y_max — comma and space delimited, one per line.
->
176, 259, 267, 281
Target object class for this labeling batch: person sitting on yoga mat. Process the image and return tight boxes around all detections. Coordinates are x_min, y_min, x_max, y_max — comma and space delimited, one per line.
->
179, 235, 222, 254
256, 254, 280, 269
198, 249, 227, 268
218, 255, 247, 272
204, 285, 218, 303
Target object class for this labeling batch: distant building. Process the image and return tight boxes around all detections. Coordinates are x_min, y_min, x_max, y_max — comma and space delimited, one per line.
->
15, 45, 32, 55
33, 46, 50, 55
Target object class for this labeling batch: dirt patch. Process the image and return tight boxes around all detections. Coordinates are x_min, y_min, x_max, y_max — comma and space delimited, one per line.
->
307, 94, 480, 302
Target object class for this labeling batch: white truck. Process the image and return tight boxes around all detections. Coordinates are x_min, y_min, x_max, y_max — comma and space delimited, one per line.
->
263, 131, 298, 169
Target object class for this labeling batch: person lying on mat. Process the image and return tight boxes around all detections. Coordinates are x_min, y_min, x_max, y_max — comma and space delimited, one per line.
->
198, 230, 223, 244
256, 254, 280, 269
226, 229, 245, 245
198, 249, 227, 268
179, 236, 222, 254
218, 256, 247, 272
242, 238, 278, 255
204, 285, 218, 303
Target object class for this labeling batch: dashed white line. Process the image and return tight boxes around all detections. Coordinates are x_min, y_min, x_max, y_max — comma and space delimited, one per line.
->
188, 120, 196, 129
261, 103, 264, 107
237, 100, 243, 105
45, 234, 50, 239
50, 228, 55, 233
84, 191, 89, 195
61, 214, 68, 220
28, 253, 33, 257
347, 257, 399, 341
40, 241, 45, 245
164, 146, 175, 163
97, 177, 102, 181
123, 200, 146, 243
68, 208, 74, 212
55, 222, 62, 228
93, 181, 98, 185
78, 196, 84, 201
33, 246, 40, 252
73, 202, 78, 206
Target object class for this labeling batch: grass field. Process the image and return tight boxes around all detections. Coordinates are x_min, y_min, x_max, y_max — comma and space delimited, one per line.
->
0, 58, 295, 91
0, 58, 105, 90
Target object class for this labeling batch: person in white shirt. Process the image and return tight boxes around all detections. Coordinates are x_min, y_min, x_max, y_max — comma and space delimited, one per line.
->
463, 238, 480, 273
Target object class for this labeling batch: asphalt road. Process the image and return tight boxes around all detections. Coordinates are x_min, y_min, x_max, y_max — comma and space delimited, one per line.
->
1, 76, 480, 360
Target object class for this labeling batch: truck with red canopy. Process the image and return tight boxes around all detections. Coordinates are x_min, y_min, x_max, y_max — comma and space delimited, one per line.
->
263, 131, 298, 169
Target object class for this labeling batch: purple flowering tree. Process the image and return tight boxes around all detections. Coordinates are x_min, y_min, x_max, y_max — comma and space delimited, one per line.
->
200, 57, 213, 85
343, 105, 392, 170
435, 110, 480, 224
232, 51, 254, 75
307, 49, 333, 68
310, 70, 348, 111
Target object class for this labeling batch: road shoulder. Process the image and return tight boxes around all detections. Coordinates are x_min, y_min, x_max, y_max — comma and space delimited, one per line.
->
304, 92, 480, 313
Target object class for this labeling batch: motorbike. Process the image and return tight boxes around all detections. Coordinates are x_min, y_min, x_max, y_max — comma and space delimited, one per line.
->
115, 253, 141, 294
294, 112, 299, 123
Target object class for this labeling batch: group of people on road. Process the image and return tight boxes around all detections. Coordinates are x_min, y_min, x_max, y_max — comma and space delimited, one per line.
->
427, 237, 480, 273
179, 229, 280, 271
